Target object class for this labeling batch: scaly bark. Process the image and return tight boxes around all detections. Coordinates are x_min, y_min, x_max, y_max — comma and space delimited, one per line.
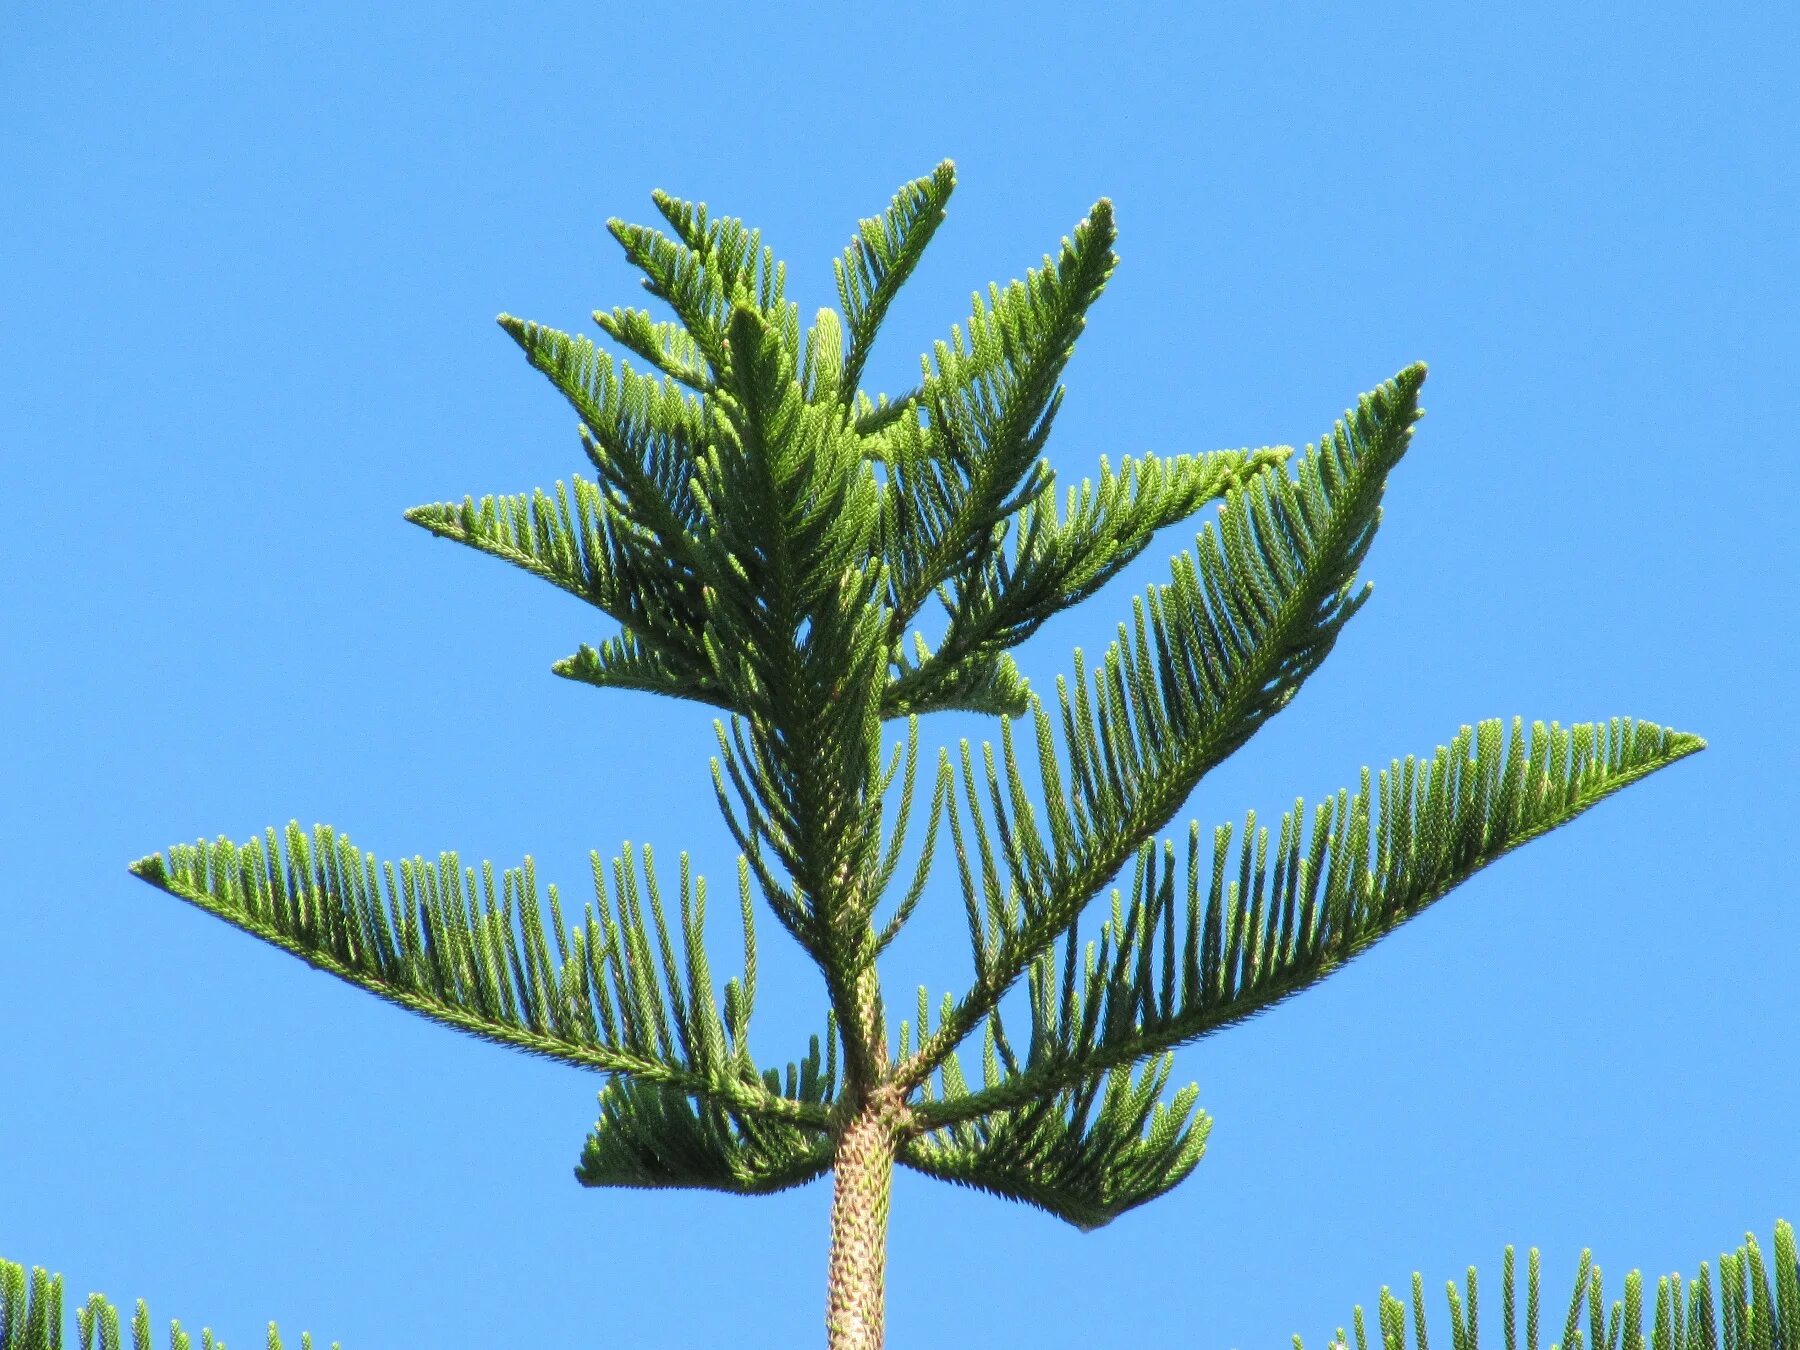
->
825, 1090, 906, 1350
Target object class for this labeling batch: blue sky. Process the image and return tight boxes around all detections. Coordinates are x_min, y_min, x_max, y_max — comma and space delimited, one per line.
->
3, 4, 1794, 1347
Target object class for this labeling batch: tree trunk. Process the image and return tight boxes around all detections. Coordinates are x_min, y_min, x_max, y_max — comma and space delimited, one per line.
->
825, 1096, 902, 1349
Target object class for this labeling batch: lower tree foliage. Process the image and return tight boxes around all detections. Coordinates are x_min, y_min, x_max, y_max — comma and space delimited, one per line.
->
12, 162, 1726, 1347
4, 1222, 1793, 1350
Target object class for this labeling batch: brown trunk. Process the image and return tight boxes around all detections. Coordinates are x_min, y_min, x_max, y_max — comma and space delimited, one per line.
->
825, 1094, 904, 1349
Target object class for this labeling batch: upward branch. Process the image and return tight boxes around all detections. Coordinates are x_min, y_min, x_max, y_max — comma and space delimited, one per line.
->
697, 301, 895, 1090
881, 199, 1120, 641
833, 160, 957, 406
880, 443, 1293, 720
896, 365, 1427, 1093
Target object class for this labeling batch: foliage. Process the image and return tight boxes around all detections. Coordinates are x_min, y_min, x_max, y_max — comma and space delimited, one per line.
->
7, 161, 1718, 1344
4, 1221, 1793, 1350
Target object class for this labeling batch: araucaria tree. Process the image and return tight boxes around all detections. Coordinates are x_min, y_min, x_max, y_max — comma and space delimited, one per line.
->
17, 160, 1788, 1350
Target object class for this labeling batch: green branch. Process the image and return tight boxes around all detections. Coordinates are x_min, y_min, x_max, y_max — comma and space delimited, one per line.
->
129, 827, 832, 1131
895, 365, 1427, 1095
911, 716, 1703, 1132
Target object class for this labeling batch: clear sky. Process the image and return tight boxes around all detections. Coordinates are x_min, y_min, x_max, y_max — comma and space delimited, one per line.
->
3, 4, 1794, 1347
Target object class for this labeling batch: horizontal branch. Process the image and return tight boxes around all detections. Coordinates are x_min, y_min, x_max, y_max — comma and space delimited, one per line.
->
910, 716, 1702, 1132
129, 826, 832, 1131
